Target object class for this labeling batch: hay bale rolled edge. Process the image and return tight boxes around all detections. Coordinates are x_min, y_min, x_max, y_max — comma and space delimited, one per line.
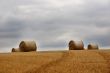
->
88, 43, 99, 50
19, 41, 37, 52
12, 48, 21, 52
69, 40, 84, 50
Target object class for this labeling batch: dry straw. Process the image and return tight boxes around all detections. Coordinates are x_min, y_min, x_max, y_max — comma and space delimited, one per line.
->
12, 48, 21, 52
69, 40, 84, 50
19, 41, 37, 52
88, 43, 99, 50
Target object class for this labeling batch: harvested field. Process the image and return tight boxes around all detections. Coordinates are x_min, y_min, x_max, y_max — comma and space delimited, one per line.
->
0, 50, 110, 73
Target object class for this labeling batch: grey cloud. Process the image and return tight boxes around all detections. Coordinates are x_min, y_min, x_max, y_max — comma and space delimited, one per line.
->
40, 41, 67, 48
0, 0, 110, 52
85, 32, 110, 47
0, 17, 26, 52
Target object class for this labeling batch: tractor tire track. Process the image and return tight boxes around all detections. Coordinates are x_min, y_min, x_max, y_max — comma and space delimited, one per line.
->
25, 51, 69, 73
98, 51, 110, 73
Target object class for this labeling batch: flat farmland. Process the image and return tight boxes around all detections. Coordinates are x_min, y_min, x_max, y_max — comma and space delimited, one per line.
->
0, 50, 110, 73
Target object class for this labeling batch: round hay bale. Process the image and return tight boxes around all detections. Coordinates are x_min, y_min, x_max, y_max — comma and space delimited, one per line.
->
12, 48, 21, 52
69, 40, 84, 50
88, 43, 99, 50
19, 41, 37, 52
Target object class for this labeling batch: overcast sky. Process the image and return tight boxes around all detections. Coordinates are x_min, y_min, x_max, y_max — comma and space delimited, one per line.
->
0, 0, 110, 52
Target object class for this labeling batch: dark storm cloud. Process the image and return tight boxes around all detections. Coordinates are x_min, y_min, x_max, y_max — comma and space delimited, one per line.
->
0, 0, 110, 52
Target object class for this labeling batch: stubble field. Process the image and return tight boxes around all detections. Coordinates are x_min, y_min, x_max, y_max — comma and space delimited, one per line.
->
0, 50, 110, 73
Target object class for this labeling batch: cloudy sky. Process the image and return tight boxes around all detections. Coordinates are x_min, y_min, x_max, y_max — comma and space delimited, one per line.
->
0, 0, 110, 52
